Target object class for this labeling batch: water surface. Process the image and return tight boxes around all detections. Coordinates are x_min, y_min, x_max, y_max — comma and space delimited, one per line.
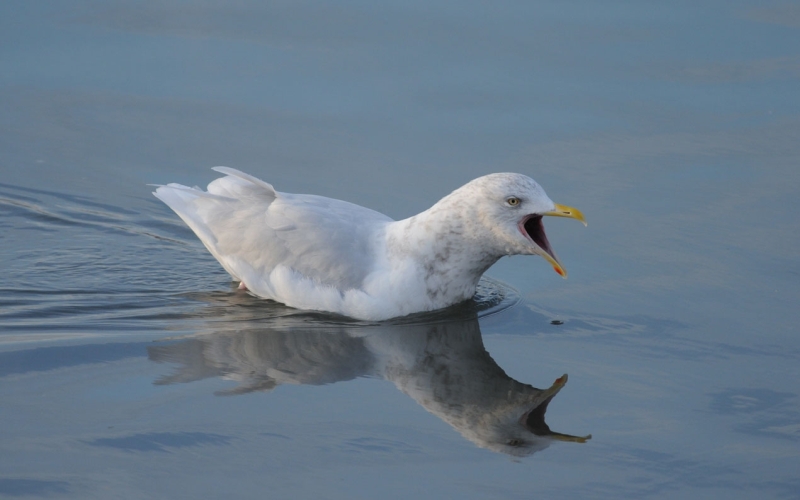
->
1, 1, 799, 498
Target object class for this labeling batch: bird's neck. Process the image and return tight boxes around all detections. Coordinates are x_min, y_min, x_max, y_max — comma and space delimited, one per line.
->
386, 201, 500, 308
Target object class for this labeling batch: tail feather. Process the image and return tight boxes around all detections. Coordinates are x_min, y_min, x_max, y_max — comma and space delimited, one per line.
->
153, 185, 219, 244
159, 183, 234, 200
153, 184, 246, 279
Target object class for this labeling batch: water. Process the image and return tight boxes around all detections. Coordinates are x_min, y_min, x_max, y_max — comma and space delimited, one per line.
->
2, 1, 799, 498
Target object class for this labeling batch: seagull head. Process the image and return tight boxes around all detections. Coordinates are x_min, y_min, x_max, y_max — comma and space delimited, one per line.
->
460, 173, 586, 277
454, 372, 592, 457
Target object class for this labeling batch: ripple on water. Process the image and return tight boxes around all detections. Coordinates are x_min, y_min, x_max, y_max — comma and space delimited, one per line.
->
0, 180, 520, 342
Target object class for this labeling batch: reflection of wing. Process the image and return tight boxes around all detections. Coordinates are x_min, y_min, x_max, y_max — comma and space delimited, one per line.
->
154, 168, 392, 293
149, 338, 227, 385
148, 329, 374, 395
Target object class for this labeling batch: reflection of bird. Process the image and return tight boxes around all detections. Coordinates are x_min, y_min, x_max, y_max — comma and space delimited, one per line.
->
154, 168, 585, 320
149, 311, 590, 457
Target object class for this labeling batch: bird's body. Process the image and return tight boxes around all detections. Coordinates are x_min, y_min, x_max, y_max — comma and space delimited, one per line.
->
154, 168, 584, 320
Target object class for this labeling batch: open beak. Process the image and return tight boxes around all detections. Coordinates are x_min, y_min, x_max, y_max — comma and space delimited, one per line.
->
520, 203, 586, 278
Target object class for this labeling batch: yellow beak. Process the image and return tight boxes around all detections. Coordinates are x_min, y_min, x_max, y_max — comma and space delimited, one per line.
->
544, 203, 587, 226
541, 203, 586, 278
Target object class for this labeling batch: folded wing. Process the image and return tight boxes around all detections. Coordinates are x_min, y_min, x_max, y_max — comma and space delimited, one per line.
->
153, 168, 393, 297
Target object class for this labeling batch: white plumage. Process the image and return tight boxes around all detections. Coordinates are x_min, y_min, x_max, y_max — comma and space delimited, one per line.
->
154, 167, 585, 320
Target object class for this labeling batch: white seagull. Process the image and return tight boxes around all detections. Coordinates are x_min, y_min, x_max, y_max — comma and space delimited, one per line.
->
154, 168, 585, 320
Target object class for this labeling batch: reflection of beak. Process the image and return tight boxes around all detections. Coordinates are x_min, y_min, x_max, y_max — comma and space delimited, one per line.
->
544, 203, 587, 226
522, 374, 592, 443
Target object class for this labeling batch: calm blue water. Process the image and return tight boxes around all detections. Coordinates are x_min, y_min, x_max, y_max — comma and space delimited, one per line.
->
2, 1, 799, 498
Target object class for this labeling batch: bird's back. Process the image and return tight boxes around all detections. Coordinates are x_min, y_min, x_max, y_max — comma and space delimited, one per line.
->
154, 168, 392, 297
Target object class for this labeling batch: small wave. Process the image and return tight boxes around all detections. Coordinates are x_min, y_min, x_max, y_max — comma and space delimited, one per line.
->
0, 182, 193, 245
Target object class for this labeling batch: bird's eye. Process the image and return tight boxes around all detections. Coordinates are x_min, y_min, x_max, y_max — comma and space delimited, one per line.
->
506, 197, 520, 206
507, 439, 524, 447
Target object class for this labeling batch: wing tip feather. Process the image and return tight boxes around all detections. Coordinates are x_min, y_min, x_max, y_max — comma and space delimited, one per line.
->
211, 167, 277, 197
